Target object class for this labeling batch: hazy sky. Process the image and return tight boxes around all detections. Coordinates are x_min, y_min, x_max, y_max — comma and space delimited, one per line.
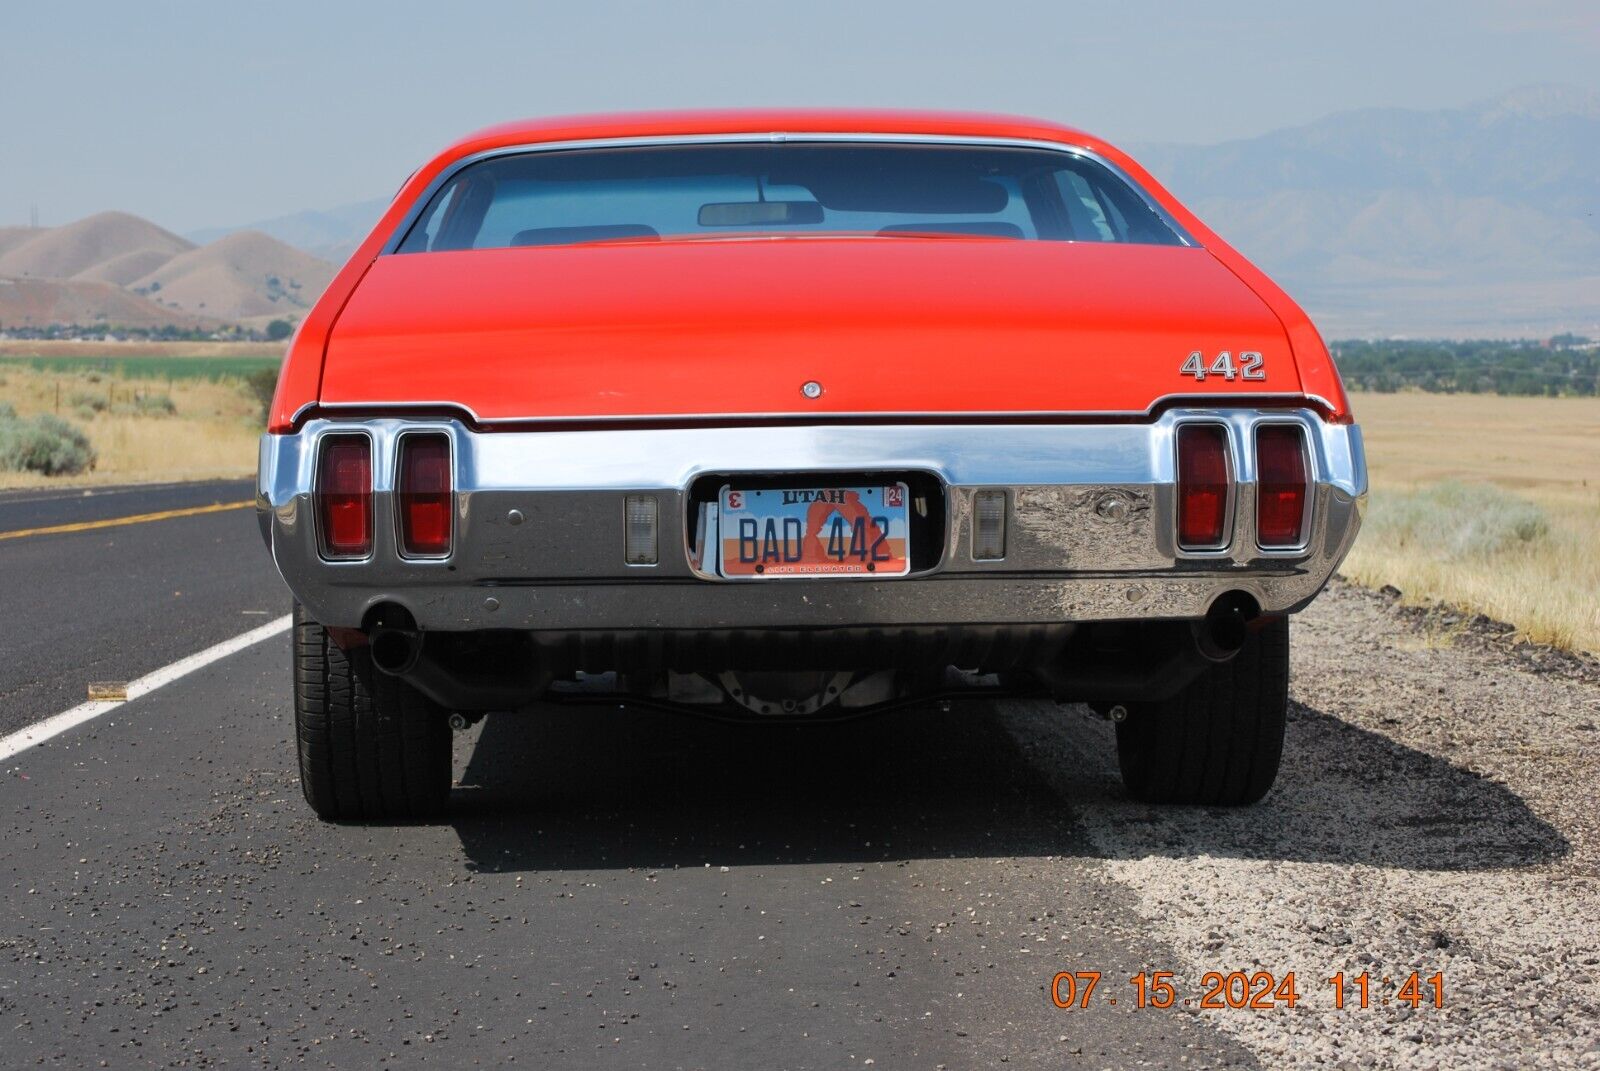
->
5, 0, 1598, 233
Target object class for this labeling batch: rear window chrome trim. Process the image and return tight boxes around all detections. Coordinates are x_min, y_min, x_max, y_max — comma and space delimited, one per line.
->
379, 133, 1197, 256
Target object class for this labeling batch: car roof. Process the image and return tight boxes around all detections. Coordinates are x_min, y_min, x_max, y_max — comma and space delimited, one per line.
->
437, 109, 1101, 160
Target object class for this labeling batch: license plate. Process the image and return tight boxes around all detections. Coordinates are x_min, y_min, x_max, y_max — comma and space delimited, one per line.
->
717, 483, 911, 578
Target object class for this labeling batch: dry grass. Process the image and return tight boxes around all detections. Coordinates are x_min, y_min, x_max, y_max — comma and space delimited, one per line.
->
0, 364, 260, 488
1342, 391, 1600, 653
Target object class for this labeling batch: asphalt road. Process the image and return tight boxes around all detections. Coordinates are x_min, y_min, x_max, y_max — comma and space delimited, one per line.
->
0, 480, 285, 735
0, 481, 1260, 1068
3, 483, 1595, 1067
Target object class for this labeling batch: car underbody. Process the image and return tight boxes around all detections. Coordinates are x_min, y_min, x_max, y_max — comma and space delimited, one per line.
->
349, 595, 1266, 723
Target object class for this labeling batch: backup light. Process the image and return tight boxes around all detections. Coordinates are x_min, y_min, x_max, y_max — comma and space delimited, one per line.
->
972, 489, 1007, 561
1177, 424, 1230, 549
317, 435, 373, 560
624, 495, 659, 565
399, 434, 453, 557
1256, 424, 1309, 548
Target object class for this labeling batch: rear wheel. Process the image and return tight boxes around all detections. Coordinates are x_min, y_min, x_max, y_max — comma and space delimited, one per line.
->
292, 603, 451, 820
1114, 616, 1289, 806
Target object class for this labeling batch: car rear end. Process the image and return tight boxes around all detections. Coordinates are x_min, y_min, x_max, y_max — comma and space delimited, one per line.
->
259, 114, 1365, 819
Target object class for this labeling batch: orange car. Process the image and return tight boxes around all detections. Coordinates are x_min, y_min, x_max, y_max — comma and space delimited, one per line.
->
259, 110, 1365, 819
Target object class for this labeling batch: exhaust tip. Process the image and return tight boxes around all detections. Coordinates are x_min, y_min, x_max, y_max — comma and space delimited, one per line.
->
1194, 592, 1260, 662
370, 628, 422, 676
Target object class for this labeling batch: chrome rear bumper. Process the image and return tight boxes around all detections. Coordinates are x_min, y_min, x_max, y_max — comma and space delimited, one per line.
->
258, 409, 1365, 631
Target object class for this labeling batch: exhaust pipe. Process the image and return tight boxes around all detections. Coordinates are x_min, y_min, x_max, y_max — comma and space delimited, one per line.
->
366, 625, 550, 709
370, 628, 423, 676
1034, 594, 1267, 703
1193, 592, 1260, 662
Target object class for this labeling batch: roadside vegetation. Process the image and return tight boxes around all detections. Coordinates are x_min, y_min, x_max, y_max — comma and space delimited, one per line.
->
0, 402, 97, 476
0, 350, 274, 488
244, 368, 280, 422
1342, 391, 1600, 653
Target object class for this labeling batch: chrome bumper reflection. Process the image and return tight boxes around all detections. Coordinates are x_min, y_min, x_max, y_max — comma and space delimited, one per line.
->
258, 409, 1365, 631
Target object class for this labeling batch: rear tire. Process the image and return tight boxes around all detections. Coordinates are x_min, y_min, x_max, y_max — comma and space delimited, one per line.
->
292, 603, 451, 820
1114, 616, 1289, 806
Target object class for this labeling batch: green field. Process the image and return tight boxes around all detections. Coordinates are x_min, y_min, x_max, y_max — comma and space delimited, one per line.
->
0, 354, 281, 383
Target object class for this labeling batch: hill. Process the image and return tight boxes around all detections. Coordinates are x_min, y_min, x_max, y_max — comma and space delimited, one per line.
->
188, 198, 385, 265
1135, 84, 1600, 337
0, 227, 44, 258
75, 247, 188, 287
0, 213, 336, 331
129, 230, 336, 322
0, 276, 219, 330
0, 211, 194, 282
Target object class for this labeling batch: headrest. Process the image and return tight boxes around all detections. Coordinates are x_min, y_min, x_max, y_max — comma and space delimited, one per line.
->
510, 224, 660, 247
877, 222, 1025, 239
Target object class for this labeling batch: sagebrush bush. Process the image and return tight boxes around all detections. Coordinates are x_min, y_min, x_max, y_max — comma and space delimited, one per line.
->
136, 393, 177, 416
1361, 481, 1549, 559
109, 395, 177, 418
0, 401, 15, 420
244, 368, 279, 422
0, 413, 97, 475
68, 390, 109, 412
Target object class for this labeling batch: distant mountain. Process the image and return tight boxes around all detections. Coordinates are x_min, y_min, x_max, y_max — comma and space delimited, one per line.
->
0, 276, 220, 331
1134, 84, 1600, 336
185, 86, 1600, 337
0, 211, 194, 282
0, 212, 336, 330
188, 198, 386, 266
129, 230, 336, 323
0, 227, 44, 258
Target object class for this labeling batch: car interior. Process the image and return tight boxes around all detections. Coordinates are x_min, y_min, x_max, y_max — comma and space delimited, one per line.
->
398, 142, 1184, 253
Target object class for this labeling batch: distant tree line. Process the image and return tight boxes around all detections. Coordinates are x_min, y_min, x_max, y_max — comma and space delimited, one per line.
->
1331, 338, 1599, 397
0, 319, 297, 344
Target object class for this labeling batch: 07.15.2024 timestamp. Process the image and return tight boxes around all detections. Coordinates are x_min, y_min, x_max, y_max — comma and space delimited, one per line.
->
1051, 970, 1445, 1011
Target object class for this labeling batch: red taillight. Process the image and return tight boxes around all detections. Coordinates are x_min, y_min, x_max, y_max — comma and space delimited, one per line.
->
1177, 424, 1231, 549
1256, 425, 1308, 548
399, 434, 453, 556
317, 435, 373, 559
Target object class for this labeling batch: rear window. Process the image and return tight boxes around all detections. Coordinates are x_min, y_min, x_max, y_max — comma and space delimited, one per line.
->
395, 142, 1185, 252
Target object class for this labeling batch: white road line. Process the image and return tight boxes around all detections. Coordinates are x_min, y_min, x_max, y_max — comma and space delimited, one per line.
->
0, 614, 292, 762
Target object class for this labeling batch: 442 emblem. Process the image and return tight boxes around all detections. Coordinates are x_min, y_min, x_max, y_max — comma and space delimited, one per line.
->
1181, 350, 1265, 382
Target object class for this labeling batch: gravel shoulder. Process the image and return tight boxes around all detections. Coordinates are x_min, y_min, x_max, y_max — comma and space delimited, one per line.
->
1033, 580, 1600, 1069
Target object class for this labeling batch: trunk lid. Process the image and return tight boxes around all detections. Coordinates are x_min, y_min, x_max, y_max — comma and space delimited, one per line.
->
321, 238, 1298, 421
